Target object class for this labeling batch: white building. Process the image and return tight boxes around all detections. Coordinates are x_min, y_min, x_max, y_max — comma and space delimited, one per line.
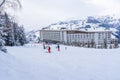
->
39, 30, 112, 48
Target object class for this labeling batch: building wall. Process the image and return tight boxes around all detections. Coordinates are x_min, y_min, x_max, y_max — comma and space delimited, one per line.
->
62, 31, 67, 43
94, 33, 99, 45
66, 31, 95, 44
40, 30, 62, 42
97, 32, 111, 45
39, 30, 112, 45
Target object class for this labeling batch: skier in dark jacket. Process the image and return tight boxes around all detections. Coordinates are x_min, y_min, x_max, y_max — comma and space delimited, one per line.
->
57, 44, 60, 51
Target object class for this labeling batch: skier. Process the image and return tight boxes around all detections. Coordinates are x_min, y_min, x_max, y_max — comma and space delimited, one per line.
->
65, 46, 67, 50
43, 42, 46, 49
57, 44, 60, 51
48, 46, 51, 53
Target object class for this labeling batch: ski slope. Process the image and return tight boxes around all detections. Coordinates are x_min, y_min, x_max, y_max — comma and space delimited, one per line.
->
0, 43, 120, 80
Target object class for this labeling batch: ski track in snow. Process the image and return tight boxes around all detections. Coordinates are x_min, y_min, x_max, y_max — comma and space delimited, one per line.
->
0, 43, 120, 80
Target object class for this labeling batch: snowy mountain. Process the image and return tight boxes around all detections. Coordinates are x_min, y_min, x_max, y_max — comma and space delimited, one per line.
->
27, 16, 120, 42
26, 30, 40, 43
44, 16, 119, 31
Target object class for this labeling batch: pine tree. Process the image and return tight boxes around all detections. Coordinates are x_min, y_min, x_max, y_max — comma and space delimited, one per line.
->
17, 26, 26, 46
0, 13, 26, 46
0, 30, 7, 53
2, 13, 15, 46
0, 12, 7, 52
13, 22, 21, 46
0, 0, 23, 52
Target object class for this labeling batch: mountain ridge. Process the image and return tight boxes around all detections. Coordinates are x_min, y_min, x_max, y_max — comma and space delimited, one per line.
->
27, 15, 120, 42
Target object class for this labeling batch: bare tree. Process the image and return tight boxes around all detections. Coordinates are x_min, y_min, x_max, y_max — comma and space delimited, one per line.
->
0, 0, 21, 10
0, 0, 5, 7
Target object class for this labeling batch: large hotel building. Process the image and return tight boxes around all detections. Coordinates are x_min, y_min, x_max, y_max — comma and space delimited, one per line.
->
39, 29, 112, 48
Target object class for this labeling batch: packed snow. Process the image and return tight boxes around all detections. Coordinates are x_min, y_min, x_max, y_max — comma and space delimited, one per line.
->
0, 43, 120, 80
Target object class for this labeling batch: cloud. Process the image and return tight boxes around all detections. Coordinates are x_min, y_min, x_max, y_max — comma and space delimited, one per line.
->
17, 0, 120, 31
84, 0, 120, 15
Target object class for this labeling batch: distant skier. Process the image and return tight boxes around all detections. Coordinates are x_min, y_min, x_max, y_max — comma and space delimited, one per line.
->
57, 44, 60, 51
43, 42, 46, 49
48, 46, 51, 53
65, 46, 67, 50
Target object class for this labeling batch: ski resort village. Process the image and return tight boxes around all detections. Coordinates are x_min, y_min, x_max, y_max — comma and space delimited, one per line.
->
1, 0, 120, 80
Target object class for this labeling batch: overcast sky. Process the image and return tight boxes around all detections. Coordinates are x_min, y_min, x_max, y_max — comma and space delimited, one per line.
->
16, 0, 120, 31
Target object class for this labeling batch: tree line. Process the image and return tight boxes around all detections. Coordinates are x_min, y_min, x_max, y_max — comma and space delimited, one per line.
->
0, 0, 26, 52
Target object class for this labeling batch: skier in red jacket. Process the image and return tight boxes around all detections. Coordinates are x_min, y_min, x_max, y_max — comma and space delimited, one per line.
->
48, 46, 51, 53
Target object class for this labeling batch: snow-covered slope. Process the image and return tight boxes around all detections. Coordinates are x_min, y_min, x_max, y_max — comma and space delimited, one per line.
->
0, 43, 120, 80
0, 51, 30, 80
26, 30, 40, 43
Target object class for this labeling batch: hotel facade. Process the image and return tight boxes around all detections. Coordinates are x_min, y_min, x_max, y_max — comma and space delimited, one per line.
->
39, 30, 112, 48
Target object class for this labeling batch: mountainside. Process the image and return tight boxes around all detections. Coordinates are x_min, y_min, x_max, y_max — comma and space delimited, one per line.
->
26, 30, 40, 43
45, 16, 119, 31
44, 16, 120, 39
27, 16, 120, 42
